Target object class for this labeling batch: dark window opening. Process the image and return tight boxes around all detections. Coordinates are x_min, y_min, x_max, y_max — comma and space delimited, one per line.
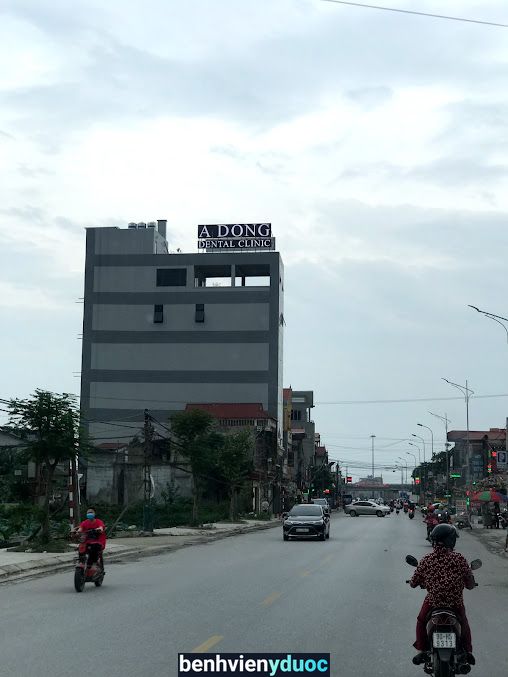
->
290, 409, 302, 421
194, 265, 232, 288
156, 268, 187, 286
288, 451, 295, 467
154, 304, 164, 323
195, 303, 205, 323
235, 263, 271, 287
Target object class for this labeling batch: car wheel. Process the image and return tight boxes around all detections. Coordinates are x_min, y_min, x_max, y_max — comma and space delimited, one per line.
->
283, 534, 289, 541
326, 530, 330, 539
319, 531, 326, 541
349, 510, 357, 517
376, 510, 383, 517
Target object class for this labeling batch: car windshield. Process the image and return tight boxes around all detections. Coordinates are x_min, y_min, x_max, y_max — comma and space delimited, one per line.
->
288, 506, 322, 517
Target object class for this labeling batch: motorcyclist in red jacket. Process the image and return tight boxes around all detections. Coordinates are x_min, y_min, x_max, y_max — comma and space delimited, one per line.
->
78, 507, 106, 569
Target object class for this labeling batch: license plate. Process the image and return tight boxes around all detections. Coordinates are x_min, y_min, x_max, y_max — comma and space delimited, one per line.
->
433, 633, 456, 648
295, 528, 309, 533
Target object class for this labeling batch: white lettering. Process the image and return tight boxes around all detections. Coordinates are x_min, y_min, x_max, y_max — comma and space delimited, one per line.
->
198, 226, 211, 238
258, 223, 271, 237
217, 224, 229, 237
231, 224, 243, 237
244, 224, 256, 237
179, 656, 191, 672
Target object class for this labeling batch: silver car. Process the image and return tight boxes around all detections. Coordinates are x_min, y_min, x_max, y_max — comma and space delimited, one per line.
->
345, 500, 390, 517
311, 498, 331, 516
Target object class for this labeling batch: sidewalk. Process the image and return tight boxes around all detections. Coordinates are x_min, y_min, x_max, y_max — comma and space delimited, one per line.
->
0, 519, 280, 584
463, 516, 508, 559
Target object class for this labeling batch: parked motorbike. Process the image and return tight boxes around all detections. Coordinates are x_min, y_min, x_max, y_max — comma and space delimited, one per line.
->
456, 512, 472, 530
73, 529, 105, 592
405, 554, 481, 676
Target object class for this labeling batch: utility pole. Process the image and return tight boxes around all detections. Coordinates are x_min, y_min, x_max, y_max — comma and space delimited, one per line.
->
143, 409, 153, 533
68, 408, 80, 529
371, 435, 376, 481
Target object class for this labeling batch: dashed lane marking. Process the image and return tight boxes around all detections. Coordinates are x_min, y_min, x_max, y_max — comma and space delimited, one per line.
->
191, 635, 224, 653
261, 591, 282, 606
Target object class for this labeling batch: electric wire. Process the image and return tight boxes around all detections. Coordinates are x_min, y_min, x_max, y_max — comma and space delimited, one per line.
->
319, 0, 508, 28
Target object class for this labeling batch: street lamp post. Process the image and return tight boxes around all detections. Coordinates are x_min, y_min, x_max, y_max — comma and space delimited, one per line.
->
412, 433, 426, 463
408, 441, 421, 465
442, 378, 474, 486
468, 305, 508, 343
398, 457, 408, 486
417, 423, 434, 458
406, 451, 417, 493
409, 442, 425, 500
429, 411, 452, 497
371, 435, 376, 481
411, 435, 427, 497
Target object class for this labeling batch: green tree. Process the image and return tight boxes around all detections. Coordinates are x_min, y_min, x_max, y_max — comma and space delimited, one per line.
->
7, 390, 84, 543
217, 430, 254, 521
170, 409, 221, 524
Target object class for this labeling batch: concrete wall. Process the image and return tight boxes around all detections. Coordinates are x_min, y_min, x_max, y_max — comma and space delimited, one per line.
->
89, 382, 269, 412
92, 303, 270, 331
86, 460, 192, 506
91, 342, 269, 371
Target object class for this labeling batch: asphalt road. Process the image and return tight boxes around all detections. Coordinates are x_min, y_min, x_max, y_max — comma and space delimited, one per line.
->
1, 512, 506, 677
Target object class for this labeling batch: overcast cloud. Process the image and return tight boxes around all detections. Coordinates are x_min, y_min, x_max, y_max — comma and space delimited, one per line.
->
1, 0, 508, 478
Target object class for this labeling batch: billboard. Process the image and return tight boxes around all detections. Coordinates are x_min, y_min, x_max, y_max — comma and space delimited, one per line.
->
197, 223, 275, 251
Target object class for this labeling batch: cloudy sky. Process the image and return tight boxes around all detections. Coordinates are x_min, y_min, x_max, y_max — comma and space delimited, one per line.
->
1, 0, 508, 478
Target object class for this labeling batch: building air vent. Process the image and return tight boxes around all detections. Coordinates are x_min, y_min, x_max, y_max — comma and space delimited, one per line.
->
137, 222, 147, 229
147, 221, 157, 229
128, 222, 138, 229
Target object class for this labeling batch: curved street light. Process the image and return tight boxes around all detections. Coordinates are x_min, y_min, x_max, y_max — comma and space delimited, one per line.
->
408, 441, 421, 464
468, 305, 508, 343
442, 378, 474, 485
417, 423, 434, 459
411, 433, 426, 463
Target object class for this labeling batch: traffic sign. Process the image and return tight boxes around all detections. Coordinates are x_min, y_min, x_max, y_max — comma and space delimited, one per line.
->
497, 450, 507, 469
450, 472, 462, 478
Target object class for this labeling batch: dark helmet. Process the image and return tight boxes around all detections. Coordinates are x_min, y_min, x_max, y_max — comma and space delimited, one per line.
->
437, 511, 449, 523
431, 524, 457, 549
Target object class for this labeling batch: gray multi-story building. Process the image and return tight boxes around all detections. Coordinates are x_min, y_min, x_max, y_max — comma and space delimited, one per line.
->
80, 221, 284, 454
289, 390, 315, 492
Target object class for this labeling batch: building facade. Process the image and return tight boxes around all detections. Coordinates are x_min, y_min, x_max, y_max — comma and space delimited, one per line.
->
80, 221, 285, 456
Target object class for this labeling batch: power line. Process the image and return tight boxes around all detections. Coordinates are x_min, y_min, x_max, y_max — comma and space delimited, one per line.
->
319, 0, 508, 28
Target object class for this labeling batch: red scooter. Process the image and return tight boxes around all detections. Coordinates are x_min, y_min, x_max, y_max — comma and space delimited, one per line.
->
73, 529, 105, 592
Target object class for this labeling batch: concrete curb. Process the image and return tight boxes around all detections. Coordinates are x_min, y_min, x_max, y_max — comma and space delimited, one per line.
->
0, 520, 280, 584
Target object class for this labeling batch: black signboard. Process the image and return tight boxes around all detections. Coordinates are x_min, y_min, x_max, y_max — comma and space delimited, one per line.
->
197, 224, 271, 239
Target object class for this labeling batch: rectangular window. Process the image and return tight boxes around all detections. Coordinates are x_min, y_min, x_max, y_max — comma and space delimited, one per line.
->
153, 304, 163, 323
290, 409, 302, 421
156, 268, 187, 286
195, 303, 205, 323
